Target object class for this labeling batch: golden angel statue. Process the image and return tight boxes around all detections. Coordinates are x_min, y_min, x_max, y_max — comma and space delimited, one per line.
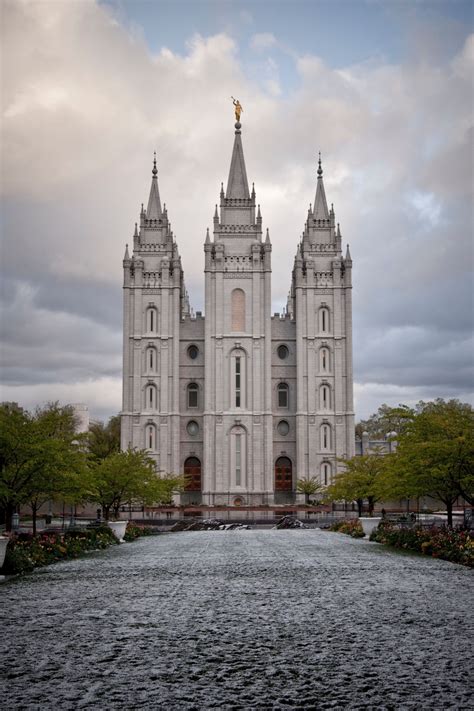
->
231, 97, 243, 122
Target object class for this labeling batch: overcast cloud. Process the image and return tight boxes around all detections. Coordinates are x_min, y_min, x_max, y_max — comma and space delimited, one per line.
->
1, 0, 473, 421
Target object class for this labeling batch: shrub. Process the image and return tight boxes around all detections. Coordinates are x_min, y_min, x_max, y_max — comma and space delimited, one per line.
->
123, 522, 155, 541
1, 526, 118, 576
370, 523, 473, 568
329, 519, 365, 538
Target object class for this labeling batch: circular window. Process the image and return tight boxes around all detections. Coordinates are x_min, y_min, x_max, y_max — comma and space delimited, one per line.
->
187, 420, 199, 436
277, 420, 290, 436
277, 345, 289, 360
188, 345, 199, 360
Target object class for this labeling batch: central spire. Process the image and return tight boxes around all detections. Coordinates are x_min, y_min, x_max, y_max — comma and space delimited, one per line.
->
226, 121, 250, 200
147, 151, 162, 220
313, 151, 329, 220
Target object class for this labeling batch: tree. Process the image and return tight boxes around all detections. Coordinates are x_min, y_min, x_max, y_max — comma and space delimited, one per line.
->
296, 477, 323, 505
0, 402, 87, 533
326, 450, 387, 516
90, 449, 160, 520
87, 415, 121, 461
355, 404, 414, 439
380, 399, 474, 526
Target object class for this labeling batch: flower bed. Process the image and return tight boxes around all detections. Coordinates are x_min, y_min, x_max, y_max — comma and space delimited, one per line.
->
370, 521, 473, 568
329, 519, 365, 538
1, 526, 118, 576
123, 522, 156, 541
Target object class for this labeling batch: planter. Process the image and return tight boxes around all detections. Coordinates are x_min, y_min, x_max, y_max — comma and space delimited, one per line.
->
0, 536, 9, 570
359, 517, 382, 536
107, 521, 128, 542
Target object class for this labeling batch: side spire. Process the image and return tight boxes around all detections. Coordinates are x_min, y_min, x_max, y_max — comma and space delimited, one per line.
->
147, 151, 162, 220
226, 121, 250, 199
313, 151, 329, 220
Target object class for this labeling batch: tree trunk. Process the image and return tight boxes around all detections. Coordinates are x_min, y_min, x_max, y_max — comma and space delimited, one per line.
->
113, 504, 120, 520
368, 497, 375, 517
357, 499, 363, 517
5, 501, 15, 532
103, 505, 110, 521
31, 502, 38, 536
446, 500, 453, 528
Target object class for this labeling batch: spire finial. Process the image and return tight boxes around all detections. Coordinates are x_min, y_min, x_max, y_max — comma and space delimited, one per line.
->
152, 151, 157, 177
317, 151, 323, 178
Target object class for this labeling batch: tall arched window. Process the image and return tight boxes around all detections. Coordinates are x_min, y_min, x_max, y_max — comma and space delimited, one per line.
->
146, 306, 158, 333
319, 307, 330, 333
187, 382, 198, 408
320, 347, 330, 372
146, 346, 157, 373
145, 384, 157, 410
146, 424, 156, 451
278, 382, 289, 408
230, 426, 247, 487
320, 385, 330, 410
230, 349, 246, 409
231, 289, 245, 331
321, 462, 331, 486
321, 424, 331, 451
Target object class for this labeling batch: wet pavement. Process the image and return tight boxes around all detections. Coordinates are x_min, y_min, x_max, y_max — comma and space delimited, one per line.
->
2, 529, 473, 709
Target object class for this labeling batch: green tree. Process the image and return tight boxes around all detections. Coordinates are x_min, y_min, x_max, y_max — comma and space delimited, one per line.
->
90, 449, 161, 520
0, 402, 87, 532
296, 477, 323, 505
380, 399, 474, 526
87, 415, 121, 461
326, 450, 387, 516
355, 404, 414, 439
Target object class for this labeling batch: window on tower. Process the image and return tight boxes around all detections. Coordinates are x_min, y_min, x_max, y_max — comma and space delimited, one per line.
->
278, 383, 289, 408
319, 307, 330, 333
231, 289, 245, 331
187, 383, 199, 408
147, 306, 158, 333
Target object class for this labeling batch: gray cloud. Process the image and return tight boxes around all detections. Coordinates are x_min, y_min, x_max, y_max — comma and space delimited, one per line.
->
1, 1, 472, 422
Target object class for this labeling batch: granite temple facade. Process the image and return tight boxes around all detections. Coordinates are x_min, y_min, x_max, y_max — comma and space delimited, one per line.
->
121, 119, 355, 505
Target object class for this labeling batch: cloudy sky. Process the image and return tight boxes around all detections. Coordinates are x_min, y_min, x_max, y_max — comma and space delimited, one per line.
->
1, 0, 473, 423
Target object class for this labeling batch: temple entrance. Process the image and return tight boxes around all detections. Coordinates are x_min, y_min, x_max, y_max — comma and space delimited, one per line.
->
275, 457, 292, 491
184, 457, 201, 491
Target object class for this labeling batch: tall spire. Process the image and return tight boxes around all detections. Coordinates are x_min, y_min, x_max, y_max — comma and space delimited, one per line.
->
146, 151, 162, 220
313, 151, 329, 220
226, 122, 250, 199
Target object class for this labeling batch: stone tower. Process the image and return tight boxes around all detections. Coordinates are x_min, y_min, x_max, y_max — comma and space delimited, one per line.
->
121, 121, 354, 505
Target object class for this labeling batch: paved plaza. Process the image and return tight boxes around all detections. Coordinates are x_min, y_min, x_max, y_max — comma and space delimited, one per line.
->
2, 530, 473, 709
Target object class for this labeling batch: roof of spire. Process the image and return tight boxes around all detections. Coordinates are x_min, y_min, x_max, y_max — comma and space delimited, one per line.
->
146, 151, 162, 220
226, 124, 250, 199
313, 151, 329, 220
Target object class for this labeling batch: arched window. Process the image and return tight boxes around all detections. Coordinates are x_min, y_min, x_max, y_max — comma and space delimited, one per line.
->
320, 347, 330, 372
146, 346, 157, 373
319, 307, 330, 333
230, 426, 247, 487
146, 306, 158, 333
231, 289, 245, 331
278, 382, 289, 408
320, 385, 330, 410
146, 424, 156, 451
321, 424, 331, 451
321, 462, 331, 487
187, 383, 198, 408
230, 349, 246, 409
145, 384, 157, 410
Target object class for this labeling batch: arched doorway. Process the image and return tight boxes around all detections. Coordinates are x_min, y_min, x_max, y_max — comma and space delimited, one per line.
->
184, 457, 201, 491
275, 457, 292, 491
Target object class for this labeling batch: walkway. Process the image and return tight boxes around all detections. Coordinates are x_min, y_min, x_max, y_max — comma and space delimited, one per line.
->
2, 530, 472, 709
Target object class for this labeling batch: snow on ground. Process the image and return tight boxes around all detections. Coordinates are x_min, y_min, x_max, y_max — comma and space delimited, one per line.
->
2, 530, 472, 709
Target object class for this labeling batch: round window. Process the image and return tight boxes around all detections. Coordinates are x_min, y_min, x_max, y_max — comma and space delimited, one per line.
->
277, 345, 289, 360
277, 420, 290, 436
188, 345, 199, 360
187, 420, 199, 436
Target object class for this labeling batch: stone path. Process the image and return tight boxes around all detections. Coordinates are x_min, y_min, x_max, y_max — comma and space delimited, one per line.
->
2, 530, 473, 709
